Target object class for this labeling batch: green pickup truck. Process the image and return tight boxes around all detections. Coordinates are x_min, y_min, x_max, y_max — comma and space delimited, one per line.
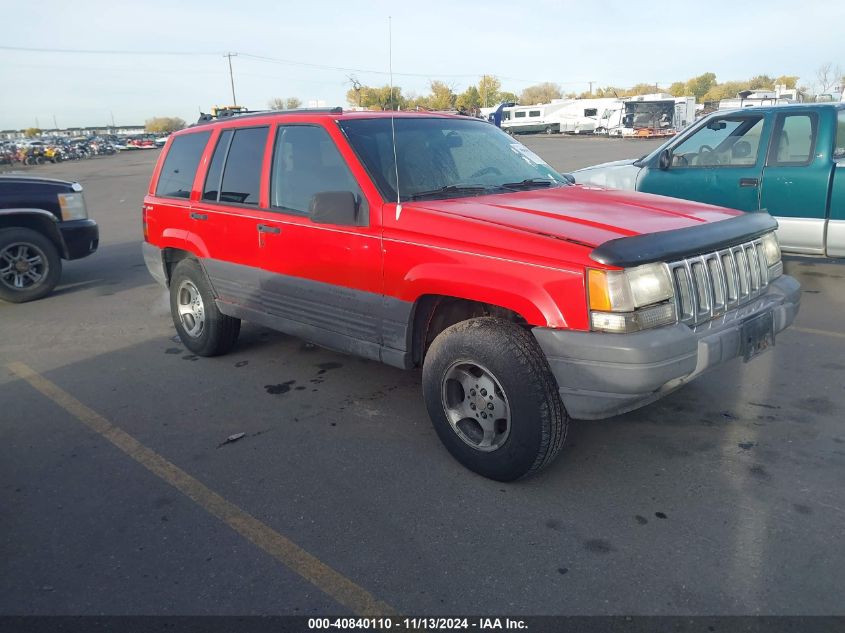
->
574, 104, 845, 257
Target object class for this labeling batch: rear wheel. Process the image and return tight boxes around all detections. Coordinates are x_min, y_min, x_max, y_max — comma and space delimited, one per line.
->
169, 259, 240, 356
0, 228, 62, 303
544, 125, 554, 135
422, 317, 568, 481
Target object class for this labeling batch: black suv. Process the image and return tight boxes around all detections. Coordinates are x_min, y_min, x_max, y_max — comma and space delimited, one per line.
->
0, 174, 99, 303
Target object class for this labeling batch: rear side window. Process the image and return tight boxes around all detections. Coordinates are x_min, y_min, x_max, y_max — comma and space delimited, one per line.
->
217, 127, 268, 205
155, 132, 210, 199
770, 113, 817, 165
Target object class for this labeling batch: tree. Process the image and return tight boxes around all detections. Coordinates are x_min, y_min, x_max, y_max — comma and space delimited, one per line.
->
268, 97, 302, 110
684, 72, 717, 100
499, 91, 519, 104
747, 74, 775, 90
24, 128, 42, 138
477, 75, 502, 107
145, 117, 185, 134
702, 80, 747, 102
455, 86, 480, 111
774, 75, 799, 89
667, 81, 687, 96
815, 62, 843, 94
627, 83, 659, 96
345, 85, 405, 110
519, 82, 562, 105
428, 80, 456, 110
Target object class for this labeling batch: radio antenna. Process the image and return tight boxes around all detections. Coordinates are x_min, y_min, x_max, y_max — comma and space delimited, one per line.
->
388, 16, 402, 216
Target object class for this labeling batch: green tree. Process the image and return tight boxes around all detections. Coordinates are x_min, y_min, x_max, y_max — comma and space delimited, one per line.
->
345, 85, 405, 110
477, 75, 502, 107
626, 83, 659, 96
455, 86, 481, 111
685, 72, 717, 100
268, 97, 302, 110
428, 80, 456, 110
519, 82, 562, 105
24, 127, 42, 138
498, 91, 519, 104
748, 74, 775, 90
702, 80, 747, 102
145, 117, 185, 134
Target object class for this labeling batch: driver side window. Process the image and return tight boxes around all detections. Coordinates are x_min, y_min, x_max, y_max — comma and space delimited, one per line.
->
671, 116, 764, 167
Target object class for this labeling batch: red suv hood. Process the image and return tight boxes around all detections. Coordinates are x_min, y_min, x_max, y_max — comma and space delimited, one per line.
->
406, 185, 741, 248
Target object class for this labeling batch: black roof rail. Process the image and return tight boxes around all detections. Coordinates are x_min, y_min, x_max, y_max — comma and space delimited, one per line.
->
193, 106, 344, 126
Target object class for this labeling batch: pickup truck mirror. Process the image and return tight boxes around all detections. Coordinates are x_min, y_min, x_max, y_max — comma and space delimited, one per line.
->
309, 191, 358, 226
658, 149, 671, 171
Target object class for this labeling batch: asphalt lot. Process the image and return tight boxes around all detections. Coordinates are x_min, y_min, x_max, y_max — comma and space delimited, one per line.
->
1, 137, 844, 616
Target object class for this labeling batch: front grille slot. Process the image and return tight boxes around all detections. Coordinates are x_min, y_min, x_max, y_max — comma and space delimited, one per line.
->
668, 237, 770, 326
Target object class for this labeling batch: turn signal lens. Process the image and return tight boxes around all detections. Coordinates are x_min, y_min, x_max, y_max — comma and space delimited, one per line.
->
588, 269, 611, 311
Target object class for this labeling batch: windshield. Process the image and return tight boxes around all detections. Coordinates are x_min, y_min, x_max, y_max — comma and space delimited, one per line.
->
338, 117, 567, 202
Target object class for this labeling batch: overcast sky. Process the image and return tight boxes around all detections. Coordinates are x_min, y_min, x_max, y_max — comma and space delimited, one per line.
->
0, 0, 841, 130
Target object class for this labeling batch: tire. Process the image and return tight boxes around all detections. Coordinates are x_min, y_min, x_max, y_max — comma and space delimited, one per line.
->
544, 125, 553, 135
422, 317, 568, 481
169, 258, 240, 356
0, 228, 62, 303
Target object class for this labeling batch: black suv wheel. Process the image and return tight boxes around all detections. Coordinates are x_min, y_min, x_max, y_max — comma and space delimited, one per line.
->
169, 259, 240, 356
422, 317, 568, 481
0, 228, 62, 303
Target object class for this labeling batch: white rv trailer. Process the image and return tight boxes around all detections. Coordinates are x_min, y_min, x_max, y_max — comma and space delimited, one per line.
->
718, 85, 804, 110
500, 101, 570, 134
545, 98, 622, 134
597, 94, 695, 138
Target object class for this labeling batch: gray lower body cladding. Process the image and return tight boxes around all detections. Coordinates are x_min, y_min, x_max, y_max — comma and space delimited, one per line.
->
532, 275, 801, 420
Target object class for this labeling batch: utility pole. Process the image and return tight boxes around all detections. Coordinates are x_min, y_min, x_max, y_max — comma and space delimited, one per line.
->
224, 52, 238, 106
348, 75, 362, 109
588, 81, 594, 96
110, 111, 115, 128
53, 115, 58, 131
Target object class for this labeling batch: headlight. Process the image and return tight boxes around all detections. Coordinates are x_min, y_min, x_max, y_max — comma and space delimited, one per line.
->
58, 192, 88, 221
761, 232, 782, 279
588, 263, 676, 333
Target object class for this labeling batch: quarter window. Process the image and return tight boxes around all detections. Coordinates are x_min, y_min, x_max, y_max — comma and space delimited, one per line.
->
270, 125, 366, 219
202, 129, 233, 201
514, 111, 526, 118
835, 111, 845, 160
529, 110, 541, 117
155, 132, 210, 199
217, 127, 268, 205
770, 114, 816, 165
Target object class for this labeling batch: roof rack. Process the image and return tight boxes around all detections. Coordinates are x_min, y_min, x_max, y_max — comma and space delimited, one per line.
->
194, 106, 344, 126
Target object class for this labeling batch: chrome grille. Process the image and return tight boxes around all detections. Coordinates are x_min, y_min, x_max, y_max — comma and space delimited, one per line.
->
667, 237, 770, 326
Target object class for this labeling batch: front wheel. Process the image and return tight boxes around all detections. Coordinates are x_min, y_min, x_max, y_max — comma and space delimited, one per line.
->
544, 125, 554, 135
169, 259, 240, 356
0, 228, 62, 303
422, 318, 568, 481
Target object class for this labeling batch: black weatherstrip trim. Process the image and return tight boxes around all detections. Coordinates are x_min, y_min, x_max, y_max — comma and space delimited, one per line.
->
590, 212, 778, 267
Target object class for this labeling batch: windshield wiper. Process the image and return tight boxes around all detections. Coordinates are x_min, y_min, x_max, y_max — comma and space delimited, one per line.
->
498, 178, 559, 190
407, 185, 493, 201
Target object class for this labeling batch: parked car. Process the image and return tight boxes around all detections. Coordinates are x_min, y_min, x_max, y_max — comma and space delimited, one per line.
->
142, 109, 799, 480
0, 174, 99, 302
574, 103, 845, 257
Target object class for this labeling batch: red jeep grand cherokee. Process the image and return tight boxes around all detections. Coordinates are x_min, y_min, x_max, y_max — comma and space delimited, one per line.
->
143, 108, 800, 481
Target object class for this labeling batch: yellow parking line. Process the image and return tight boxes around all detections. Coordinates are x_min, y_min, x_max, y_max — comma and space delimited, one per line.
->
791, 326, 845, 340
7, 361, 396, 617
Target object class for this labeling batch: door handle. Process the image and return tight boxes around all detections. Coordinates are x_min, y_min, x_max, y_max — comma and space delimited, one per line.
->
190, 212, 208, 220
257, 224, 280, 234
739, 178, 759, 188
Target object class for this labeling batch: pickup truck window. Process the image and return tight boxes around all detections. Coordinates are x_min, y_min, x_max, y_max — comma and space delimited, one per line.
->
835, 111, 845, 160
270, 125, 364, 216
155, 131, 211, 199
339, 117, 566, 202
770, 113, 817, 166
671, 116, 764, 168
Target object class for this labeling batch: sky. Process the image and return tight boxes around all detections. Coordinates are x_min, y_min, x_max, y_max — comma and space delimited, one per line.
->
0, 0, 841, 130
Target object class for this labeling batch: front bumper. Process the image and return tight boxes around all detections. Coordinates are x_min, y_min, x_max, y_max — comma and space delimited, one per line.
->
533, 275, 801, 420
59, 219, 99, 260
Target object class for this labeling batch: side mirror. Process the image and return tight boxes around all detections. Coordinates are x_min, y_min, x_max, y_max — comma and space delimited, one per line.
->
310, 191, 359, 226
560, 173, 576, 184
658, 149, 671, 171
